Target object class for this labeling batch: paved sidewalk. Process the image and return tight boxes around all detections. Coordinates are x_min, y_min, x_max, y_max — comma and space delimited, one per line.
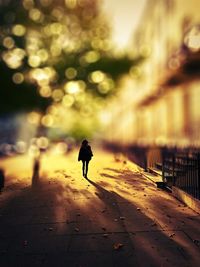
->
0, 149, 200, 267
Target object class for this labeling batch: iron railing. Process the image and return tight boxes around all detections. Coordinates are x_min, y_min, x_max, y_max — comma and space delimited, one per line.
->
162, 149, 200, 200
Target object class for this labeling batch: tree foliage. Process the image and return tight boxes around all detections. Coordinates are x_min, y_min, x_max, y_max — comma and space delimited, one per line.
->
0, 0, 143, 140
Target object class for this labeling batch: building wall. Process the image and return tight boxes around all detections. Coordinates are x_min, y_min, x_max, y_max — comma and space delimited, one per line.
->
104, 0, 200, 149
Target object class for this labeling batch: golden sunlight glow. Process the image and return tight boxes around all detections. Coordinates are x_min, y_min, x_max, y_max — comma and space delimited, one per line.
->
12, 24, 26, 36
3, 37, 15, 49
1, 147, 199, 267
12, 72, 24, 84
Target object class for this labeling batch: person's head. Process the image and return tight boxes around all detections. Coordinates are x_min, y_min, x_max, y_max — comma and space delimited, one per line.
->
82, 139, 88, 146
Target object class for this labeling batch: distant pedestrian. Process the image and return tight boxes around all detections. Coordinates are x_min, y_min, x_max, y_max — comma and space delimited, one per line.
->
78, 139, 93, 179
0, 169, 5, 192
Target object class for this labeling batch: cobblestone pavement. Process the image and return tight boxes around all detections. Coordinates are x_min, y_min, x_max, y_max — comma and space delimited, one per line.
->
0, 149, 200, 267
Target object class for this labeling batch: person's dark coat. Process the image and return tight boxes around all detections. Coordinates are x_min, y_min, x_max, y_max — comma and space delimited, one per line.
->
78, 145, 93, 161
0, 169, 4, 191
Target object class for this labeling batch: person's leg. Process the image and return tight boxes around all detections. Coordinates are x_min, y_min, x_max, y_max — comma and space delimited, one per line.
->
82, 160, 85, 177
85, 160, 89, 178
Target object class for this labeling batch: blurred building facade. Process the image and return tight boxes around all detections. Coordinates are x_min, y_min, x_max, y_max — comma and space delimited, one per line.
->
103, 0, 200, 202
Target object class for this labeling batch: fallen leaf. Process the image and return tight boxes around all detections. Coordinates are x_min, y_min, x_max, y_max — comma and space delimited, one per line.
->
114, 243, 124, 250
75, 228, 79, 232
169, 233, 175, 238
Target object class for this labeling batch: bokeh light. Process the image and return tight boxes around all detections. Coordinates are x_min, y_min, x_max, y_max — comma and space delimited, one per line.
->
29, 8, 43, 22
3, 37, 15, 49
65, 67, 77, 79
39, 86, 52, 97
184, 26, 200, 52
27, 112, 41, 125
2, 48, 26, 69
41, 114, 54, 127
0, 0, 142, 146
62, 94, 75, 107
15, 141, 27, 154
36, 136, 49, 149
12, 24, 26, 36
12, 72, 24, 84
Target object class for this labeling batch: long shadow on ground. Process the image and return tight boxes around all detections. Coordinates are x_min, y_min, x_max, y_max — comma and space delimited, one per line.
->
0, 160, 199, 267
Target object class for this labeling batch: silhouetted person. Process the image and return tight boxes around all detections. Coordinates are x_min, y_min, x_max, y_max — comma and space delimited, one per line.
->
32, 157, 40, 188
78, 139, 93, 178
0, 168, 5, 192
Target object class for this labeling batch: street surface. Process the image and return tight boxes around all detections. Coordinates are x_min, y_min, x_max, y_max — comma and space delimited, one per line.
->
0, 148, 200, 267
